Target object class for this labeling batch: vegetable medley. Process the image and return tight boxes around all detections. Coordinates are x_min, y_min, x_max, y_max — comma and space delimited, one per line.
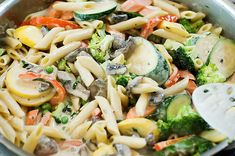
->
0, 0, 234, 156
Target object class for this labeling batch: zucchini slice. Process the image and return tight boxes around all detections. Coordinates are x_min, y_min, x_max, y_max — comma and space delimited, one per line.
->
127, 37, 170, 85
166, 94, 191, 121
74, 0, 117, 21
191, 33, 220, 63
209, 38, 235, 78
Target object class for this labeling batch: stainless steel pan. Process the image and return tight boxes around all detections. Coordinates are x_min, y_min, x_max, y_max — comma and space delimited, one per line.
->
0, 0, 235, 155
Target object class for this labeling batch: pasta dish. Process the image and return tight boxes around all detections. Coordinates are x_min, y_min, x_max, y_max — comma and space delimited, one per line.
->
0, 0, 235, 155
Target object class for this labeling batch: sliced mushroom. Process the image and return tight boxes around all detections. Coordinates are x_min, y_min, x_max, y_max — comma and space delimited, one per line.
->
126, 76, 143, 96
114, 144, 132, 156
112, 35, 126, 50
149, 91, 165, 106
65, 82, 90, 101
110, 37, 135, 58
57, 71, 90, 100
64, 47, 88, 62
76, 144, 91, 156
107, 13, 128, 25
37, 81, 51, 92
57, 71, 76, 83
89, 79, 107, 99
34, 136, 58, 156
106, 63, 127, 75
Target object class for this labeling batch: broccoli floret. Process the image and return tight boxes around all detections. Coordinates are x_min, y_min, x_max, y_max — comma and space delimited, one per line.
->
196, 62, 226, 85
156, 101, 209, 140
179, 18, 205, 33
157, 120, 172, 141
116, 75, 129, 87
171, 46, 195, 72
52, 103, 65, 123
170, 112, 209, 136
155, 135, 214, 156
157, 113, 209, 140
115, 73, 138, 87
89, 26, 114, 63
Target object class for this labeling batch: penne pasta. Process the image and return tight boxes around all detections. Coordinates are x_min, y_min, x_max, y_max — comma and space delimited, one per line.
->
40, 42, 81, 66
153, 0, 180, 17
107, 76, 123, 120
63, 28, 94, 45
0, 115, 16, 143
53, 1, 96, 11
0, 89, 25, 118
4, 37, 22, 49
110, 17, 148, 32
67, 100, 98, 133
135, 93, 150, 116
112, 136, 147, 149
25, 126, 68, 139
198, 23, 213, 34
95, 96, 120, 136
34, 27, 64, 50
163, 77, 189, 96
71, 121, 92, 139
76, 56, 105, 79
74, 61, 95, 87
152, 29, 187, 43
23, 124, 43, 153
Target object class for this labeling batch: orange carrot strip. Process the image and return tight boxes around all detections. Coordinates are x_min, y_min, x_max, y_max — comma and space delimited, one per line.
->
26, 109, 39, 125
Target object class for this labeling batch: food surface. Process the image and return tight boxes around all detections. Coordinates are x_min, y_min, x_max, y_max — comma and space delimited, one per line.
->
0, 0, 234, 155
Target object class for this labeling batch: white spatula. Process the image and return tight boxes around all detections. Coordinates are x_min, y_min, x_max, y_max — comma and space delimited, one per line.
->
192, 83, 235, 139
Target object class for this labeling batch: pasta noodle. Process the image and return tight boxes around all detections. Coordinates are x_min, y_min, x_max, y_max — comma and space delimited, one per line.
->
0, 115, 16, 143
34, 27, 65, 50
112, 136, 147, 149
0, 55, 11, 66
6, 48, 22, 60
153, 0, 180, 17
23, 124, 43, 153
95, 96, 120, 136
25, 126, 68, 139
152, 29, 187, 43
74, 61, 95, 87
53, 1, 96, 11
63, 28, 94, 45
0, 89, 25, 118
67, 100, 98, 133
4, 37, 22, 49
107, 76, 123, 120
198, 23, 213, 34
40, 42, 81, 66
110, 17, 148, 32
71, 121, 92, 139
135, 93, 150, 116
180, 11, 197, 20
163, 77, 189, 96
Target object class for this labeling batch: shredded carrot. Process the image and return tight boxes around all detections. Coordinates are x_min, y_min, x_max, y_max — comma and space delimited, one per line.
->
40, 112, 51, 126
154, 135, 191, 151
92, 108, 102, 117
164, 64, 180, 88
178, 70, 196, 80
126, 105, 156, 119
186, 80, 197, 94
59, 140, 82, 150
47, 1, 73, 20
25, 109, 39, 125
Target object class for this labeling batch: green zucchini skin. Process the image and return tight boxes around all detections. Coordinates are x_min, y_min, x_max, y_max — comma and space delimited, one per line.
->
74, 6, 116, 21
146, 49, 170, 85
127, 37, 170, 85
208, 38, 235, 78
